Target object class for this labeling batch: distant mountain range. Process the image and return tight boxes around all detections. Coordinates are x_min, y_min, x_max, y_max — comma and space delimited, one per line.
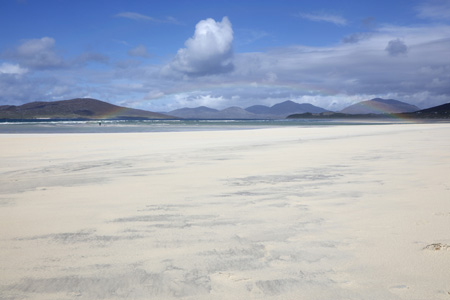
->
168, 100, 329, 119
0, 98, 174, 120
288, 99, 450, 119
1, 98, 449, 120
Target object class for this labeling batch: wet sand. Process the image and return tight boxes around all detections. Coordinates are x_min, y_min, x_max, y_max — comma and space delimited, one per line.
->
1, 124, 450, 299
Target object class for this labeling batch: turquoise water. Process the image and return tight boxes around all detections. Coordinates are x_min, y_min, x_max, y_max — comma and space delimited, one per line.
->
0, 119, 406, 134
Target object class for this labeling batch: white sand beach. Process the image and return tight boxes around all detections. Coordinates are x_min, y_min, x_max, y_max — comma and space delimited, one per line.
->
1, 124, 450, 299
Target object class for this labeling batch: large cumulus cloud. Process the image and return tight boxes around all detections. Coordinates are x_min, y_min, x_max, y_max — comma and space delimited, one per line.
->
164, 17, 234, 76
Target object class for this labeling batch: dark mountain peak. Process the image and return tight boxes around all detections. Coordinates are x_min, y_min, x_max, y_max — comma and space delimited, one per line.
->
370, 98, 409, 106
0, 98, 174, 120
271, 100, 328, 115
407, 102, 450, 118
271, 100, 296, 109
277, 100, 296, 105
419, 102, 450, 113
220, 106, 244, 112
196, 106, 219, 112
341, 98, 419, 114
245, 104, 271, 114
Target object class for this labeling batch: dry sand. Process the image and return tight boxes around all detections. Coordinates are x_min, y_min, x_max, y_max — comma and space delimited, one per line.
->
1, 124, 450, 299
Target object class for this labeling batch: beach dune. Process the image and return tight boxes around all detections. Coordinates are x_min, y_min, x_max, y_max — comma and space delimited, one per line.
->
1, 124, 450, 299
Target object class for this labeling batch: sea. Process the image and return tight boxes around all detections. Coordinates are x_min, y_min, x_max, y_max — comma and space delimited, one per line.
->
0, 119, 412, 134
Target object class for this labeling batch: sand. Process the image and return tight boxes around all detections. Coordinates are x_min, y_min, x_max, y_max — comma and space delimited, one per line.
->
1, 124, 450, 299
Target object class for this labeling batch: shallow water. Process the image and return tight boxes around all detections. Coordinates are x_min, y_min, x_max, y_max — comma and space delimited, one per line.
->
0, 119, 406, 134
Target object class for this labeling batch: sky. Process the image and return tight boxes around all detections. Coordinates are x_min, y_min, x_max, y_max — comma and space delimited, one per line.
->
1, 0, 450, 112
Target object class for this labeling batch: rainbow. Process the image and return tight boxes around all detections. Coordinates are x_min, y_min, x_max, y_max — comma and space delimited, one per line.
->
350, 100, 418, 122
92, 103, 171, 120
95, 106, 130, 120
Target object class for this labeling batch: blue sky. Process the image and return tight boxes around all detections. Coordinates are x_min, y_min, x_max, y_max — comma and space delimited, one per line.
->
1, 0, 449, 111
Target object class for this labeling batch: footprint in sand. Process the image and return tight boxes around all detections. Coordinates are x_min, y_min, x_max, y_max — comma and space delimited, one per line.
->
389, 285, 409, 295
424, 243, 450, 251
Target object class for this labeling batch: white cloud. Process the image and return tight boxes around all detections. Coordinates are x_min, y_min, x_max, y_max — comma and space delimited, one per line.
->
264, 72, 277, 83
115, 12, 158, 22
14, 37, 64, 69
342, 33, 371, 44
128, 45, 151, 58
178, 94, 226, 109
417, 0, 450, 20
115, 12, 180, 24
0, 62, 28, 75
74, 52, 109, 65
8, 37, 108, 70
164, 16, 234, 76
297, 12, 347, 26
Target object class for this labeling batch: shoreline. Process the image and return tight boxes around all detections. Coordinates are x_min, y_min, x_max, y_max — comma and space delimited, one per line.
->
2, 118, 447, 134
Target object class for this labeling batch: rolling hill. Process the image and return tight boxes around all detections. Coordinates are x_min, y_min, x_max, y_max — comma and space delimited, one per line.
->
340, 98, 419, 114
0, 98, 175, 120
404, 103, 450, 118
264, 100, 329, 115
168, 100, 329, 119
